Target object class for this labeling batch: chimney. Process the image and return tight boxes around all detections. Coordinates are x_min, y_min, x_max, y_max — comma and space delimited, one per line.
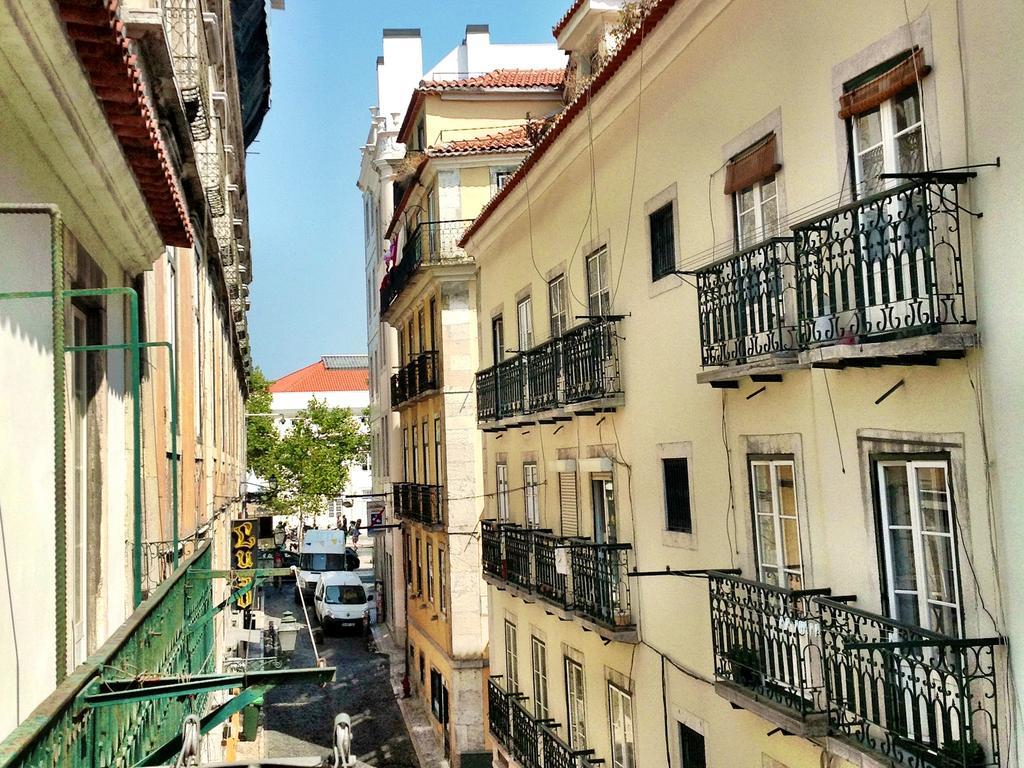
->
378, 29, 423, 122
464, 24, 489, 76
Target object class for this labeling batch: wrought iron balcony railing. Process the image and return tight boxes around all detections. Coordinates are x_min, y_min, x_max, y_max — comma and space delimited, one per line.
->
695, 238, 798, 367
487, 676, 599, 768
793, 178, 970, 348
0, 543, 213, 768
390, 351, 439, 409
480, 523, 635, 635
569, 542, 633, 631
380, 219, 473, 312
165, 0, 212, 142
392, 482, 443, 526
708, 572, 830, 726
475, 319, 621, 424
817, 598, 1002, 768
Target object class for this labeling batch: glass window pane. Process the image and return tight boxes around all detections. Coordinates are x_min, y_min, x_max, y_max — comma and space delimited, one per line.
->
859, 145, 885, 192
882, 465, 913, 526
897, 129, 925, 174
894, 87, 921, 132
760, 192, 779, 240
922, 534, 956, 604
856, 108, 882, 151
917, 466, 951, 533
895, 592, 921, 626
891, 528, 918, 591
758, 515, 778, 566
781, 517, 801, 571
929, 603, 959, 636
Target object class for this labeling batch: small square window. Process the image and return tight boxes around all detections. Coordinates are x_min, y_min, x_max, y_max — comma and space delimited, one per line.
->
663, 458, 692, 533
649, 203, 675, 281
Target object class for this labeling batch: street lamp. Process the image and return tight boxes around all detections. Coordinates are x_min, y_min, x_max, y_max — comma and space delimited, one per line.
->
273, 528, 286, 548
277, 611, 302, 655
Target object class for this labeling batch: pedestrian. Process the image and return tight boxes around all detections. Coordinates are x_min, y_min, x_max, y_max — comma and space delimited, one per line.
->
273, 549, 283, 591
340, 514, 348, 532
349, 520, 360, 546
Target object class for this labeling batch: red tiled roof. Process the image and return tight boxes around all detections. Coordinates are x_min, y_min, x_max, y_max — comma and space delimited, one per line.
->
461, 0, 679, 249
553, 0, 588, 37
57, 0, 192, 247
427, 124, 540, 157
420, 68, 566, 91
397, 69, 565, 145
269, 360, 369, 393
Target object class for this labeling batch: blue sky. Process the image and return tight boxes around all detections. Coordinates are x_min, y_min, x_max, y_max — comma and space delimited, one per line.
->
246, 1, 562, 380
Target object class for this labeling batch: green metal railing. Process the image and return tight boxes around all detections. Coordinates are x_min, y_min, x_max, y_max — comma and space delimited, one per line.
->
0, 542, 214, 768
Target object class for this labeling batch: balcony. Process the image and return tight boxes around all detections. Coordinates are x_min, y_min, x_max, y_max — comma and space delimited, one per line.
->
817, 598, 1003, 768
707, 572, 831, 735
476, 319, 621, 428
695, 177, 975, 384
481, 523, 635, 642
392, 482, 443, 527
488, 677, 602, 768
390, 350, 439, 409
380, 219, 473, 314
165, 0, 212, 142
705, 574, 1005, 767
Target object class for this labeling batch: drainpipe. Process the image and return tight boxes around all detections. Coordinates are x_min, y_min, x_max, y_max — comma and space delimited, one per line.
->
0, 204, 66, 682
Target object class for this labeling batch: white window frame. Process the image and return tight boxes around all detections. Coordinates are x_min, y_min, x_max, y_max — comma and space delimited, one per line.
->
504, 620, 519, 692
877, 458, 962, 635
516, 295, 534, 351
548, 274, 568, 337
531, 636, 548, 720
734, 175, 779, 250
564, 656, 587, 749
586, 247, 610, 318
749, 459, 804, 590
608, 683, 635, 768
491, 165, 517, 194
523, 462, 540, 528
496, 463, 509, 522
851, 84, 925, 193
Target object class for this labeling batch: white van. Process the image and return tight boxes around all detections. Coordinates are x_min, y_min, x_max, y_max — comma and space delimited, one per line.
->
295, 529, 347, 604
313, 571, 370, 635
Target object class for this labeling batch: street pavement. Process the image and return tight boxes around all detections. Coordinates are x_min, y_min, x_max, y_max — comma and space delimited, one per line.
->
254, 586, 420, 767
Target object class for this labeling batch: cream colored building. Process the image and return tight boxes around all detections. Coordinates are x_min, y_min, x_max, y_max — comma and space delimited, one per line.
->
0, 0, 265, 753
360, 27, 566, 768
463, 1, 1021, 767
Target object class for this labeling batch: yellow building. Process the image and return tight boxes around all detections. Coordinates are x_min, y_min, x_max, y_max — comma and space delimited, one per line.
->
379, 67, 565, 766
462, 1, 1021, 767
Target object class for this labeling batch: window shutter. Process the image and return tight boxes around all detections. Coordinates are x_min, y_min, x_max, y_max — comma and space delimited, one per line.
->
559, 471, 578, 537
838, 48, 930, 119
724, 134, 782, 195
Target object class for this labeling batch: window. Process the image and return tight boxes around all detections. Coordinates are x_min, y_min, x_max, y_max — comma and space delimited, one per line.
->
407, 319, 414, 362
649, 203, 676, 281
734, 176, 779, 250
421, 422, 429, 484
419, 651, 426, 685
415, 117, 426, 151
411, 427, 418, 482
531, 636, 548, 720
438, 547, 446, 613
517, 295, 534, 351
430, 668, 448, 723
415, 536, 423, 595
586, 247, 610, 317
496, 463, 510, 521
548, 274, 568, 337
504, 620, 519, 692
492, 315, 505, 363
433, 418, 442, 487
493, 166, 516, 192
750, 459, 803, 590
402, 428, 409, 481
663, 458, 692, 533
851, 83, 924, 195
404, 533, 412, 585
678, 723, 706, 768
417, 309, 425, 353
876, 458, 961, 635
523, 462, 540, 528
564, 657, 587, 749
429, 297, 437, 350
426, 541, 434, 602
608, 684, 635, 768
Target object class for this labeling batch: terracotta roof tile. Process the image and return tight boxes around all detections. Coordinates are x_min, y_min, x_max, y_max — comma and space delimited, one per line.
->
420, 68, 565, 91
57, 0, 192, 247
553, 0, 588, 37
461, 0, 679, 249
427, 124, 541, 157
269, 360, 369, 393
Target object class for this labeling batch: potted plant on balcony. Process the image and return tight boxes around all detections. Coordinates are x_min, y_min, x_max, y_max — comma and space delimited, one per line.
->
724, 644, 763, 688
937, 739, 986, 768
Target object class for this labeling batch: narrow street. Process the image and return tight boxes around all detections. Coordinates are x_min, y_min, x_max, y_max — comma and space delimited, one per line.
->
255, 586, 419, 767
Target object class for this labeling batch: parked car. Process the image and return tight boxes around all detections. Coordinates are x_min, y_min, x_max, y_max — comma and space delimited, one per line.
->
313, 571, 371, 635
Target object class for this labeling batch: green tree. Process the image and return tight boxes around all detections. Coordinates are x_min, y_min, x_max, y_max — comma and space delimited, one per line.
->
246, 368, 369, 516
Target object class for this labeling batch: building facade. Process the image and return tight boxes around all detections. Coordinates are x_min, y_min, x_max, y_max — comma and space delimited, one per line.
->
463, 1, 1022, 767
0, 0, 268, 758
361, 25, 566, 768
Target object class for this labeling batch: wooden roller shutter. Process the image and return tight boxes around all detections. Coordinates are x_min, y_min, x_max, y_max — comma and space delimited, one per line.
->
559, 471, 578, 537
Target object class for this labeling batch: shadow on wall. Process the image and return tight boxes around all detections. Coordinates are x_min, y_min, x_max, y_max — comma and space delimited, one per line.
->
0, 501, 21, 723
